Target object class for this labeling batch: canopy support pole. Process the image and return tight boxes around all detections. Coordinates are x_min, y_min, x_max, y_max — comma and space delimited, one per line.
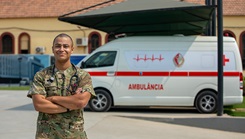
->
212, 0, 216, 36
206, 0, 216, 36
217, 0, 223, 116
205, 0, 211, 36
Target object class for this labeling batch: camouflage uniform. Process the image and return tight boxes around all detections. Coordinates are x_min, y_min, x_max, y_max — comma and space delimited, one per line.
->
27, 65, 96, 139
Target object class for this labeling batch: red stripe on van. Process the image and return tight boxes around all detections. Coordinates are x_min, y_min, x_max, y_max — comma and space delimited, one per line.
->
170, 72, 188, 76
189, 72, 217, 76
116, 72, 140, 76
88, 72, 108, 76
143, 72, 169, 76
224, 72, 240, 76
88, 71, 242, 77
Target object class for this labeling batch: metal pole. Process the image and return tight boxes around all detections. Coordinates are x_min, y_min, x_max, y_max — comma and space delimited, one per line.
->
217, 0, 223, 116
205, 0, 211, 36
212, 0, 216, 36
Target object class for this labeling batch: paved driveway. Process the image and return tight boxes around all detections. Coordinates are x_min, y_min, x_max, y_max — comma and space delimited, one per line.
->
0, 90, 244, 139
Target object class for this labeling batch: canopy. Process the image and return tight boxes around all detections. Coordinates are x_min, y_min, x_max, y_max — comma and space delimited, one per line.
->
58, 0, 215, 36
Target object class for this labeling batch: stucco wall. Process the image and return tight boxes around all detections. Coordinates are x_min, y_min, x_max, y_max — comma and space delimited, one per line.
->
223, 15, 245, 47
1, 16, 245, 55
0, 17, 107, 54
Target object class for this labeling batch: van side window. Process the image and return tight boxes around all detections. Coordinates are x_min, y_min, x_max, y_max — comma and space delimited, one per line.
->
83, 51, 117, 68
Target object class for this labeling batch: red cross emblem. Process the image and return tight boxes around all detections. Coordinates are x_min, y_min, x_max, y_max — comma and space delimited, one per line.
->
223, 55, 230, 66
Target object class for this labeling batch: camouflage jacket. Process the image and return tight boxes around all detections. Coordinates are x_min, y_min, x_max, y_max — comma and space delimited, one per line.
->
27, 65, 95, 139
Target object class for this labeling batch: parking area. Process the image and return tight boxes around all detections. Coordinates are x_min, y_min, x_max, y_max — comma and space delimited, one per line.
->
0, 90, 244, 139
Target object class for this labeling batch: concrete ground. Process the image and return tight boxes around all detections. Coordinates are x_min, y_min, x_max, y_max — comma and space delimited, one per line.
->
0, 90, 244, 139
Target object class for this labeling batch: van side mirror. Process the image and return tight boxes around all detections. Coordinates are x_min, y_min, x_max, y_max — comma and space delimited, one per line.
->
80, 61, 86, 69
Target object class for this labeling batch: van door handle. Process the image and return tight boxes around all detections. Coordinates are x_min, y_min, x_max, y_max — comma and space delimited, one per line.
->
107, 71, 115, 76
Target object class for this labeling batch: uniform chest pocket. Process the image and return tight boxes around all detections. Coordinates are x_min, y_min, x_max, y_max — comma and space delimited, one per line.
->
45, 83, 58, 97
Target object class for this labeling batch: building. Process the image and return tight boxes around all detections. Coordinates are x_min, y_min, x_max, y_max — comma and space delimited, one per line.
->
0, 0, 124, 55
185, 0, 245, 64
1, 0, 245, 60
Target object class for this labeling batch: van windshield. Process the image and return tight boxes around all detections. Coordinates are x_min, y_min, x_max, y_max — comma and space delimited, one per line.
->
82, 51, 117, 68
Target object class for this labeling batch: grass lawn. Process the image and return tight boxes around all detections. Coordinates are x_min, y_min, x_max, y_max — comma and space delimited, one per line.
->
0, 86, 30, 90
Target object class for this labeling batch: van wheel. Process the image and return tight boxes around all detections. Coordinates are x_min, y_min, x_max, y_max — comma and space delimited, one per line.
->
195, 91, 217, 113
88, 89, 112, 112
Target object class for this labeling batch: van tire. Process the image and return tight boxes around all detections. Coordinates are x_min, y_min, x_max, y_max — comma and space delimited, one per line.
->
88, 89, 112, 112
195, 90, 217, 113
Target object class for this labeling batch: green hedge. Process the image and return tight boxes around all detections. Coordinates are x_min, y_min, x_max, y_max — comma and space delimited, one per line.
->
224, 97, 245, 117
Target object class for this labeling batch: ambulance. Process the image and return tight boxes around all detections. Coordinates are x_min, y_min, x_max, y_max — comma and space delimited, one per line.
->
77, 36, 243, 113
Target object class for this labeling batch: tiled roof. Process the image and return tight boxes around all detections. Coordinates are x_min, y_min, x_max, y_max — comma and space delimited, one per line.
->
184, 0, 245, 15
0, 0, 244, 18
0, 0, 125, 18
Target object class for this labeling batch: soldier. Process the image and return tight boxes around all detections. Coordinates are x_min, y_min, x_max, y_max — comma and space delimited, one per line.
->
27, 33, 95, 139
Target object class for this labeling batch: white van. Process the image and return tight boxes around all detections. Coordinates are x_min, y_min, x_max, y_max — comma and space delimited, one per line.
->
77, 36, 243, 113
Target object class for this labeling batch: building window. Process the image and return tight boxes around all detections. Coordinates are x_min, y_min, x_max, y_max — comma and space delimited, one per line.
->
241, 32, 245, 58
88, 32, 101, 54
1, 33, 14, 54
19, 33, 30, 54
239, 31, 245, 68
